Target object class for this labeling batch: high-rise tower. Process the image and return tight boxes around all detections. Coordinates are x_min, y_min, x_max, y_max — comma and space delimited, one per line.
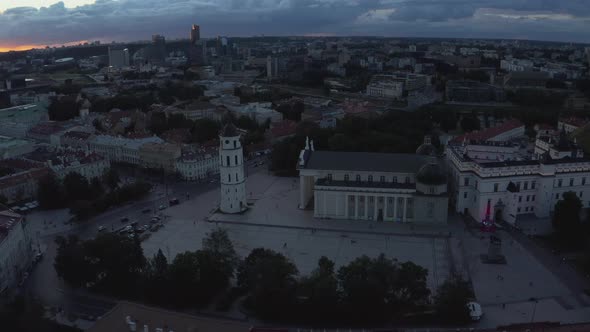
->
219, 123, 247, 214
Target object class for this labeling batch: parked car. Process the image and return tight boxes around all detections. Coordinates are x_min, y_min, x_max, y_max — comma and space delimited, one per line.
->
467, 302, 483, 321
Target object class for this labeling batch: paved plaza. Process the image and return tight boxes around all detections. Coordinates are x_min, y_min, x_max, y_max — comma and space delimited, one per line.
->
141, 171, 590, 328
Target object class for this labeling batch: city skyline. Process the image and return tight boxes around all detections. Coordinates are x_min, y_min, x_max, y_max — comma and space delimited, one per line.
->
1, 0, 590, 53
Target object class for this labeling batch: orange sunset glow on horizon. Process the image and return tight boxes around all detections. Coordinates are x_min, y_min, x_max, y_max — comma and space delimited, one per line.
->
0, 40, 92, 53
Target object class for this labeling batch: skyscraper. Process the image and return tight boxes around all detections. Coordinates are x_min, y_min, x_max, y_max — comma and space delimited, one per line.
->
189, 24, 206, 66
108, 46, 130, 68
190, 25, 200, 45
150, 34, 166, 64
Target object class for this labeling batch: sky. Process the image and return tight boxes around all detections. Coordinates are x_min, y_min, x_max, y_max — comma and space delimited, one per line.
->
0, 0, 589, 52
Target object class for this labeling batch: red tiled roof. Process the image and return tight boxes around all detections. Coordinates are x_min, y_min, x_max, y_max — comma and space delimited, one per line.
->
270, 120, 297, 138
560, 117, 588, 128
453, 119, 524, 143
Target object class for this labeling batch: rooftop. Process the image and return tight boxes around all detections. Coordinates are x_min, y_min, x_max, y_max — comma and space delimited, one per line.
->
452, 119, 524, 143
0, 210, 24, 245
301, 150, 432, 174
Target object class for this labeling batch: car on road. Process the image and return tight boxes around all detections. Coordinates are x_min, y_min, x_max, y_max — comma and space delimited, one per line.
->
141, 208, 151, 214
158, 204, 167, 210
120, 217, 130, 223
98, 225, 106, 232
467, 302, 483, 321
169, 198, 180, 206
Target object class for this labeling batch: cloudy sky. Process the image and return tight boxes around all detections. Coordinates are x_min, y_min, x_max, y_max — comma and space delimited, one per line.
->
1, 0, 589, 51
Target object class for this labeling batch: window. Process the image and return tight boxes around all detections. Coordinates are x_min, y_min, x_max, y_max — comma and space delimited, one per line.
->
344, 174, 349, 181
393, 176, 398, 183
228, 174, 231, 182
234, 141, 237, 148
235, 155, 238, 165
556, 193, 559, 199
405, 177, 410, 184
475, 180, 478, 190
429, 187, 435, 194
516, 182, 521, 190
524, 182, 528, 190
583, 178, 587, 185
226, 156, 230, 166
518, 196, 522, 203
558, 179, 562, 187
380, 176, 385, 183
236, 173, 239, 181
526, 195, 530, 202
525, 207, 529, 212
532, 195, 536, 201
531, 181, 536, 189
517, 207, 521, 213
368, 175, 373, 183
531, 206, 534, 211
570, 178, 574, 186
494, 183, 499, 192
327, 174, 333, 181
464, 192, 467, 199
356, 175, 361, 182
369, 196, 374, 203
464, 178, 470, 186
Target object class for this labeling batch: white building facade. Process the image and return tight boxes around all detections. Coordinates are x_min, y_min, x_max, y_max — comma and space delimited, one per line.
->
176, 148, 219, 181
219, 124, 247, 213
298, 141, 448, 224
0, 211, 33, 296
448, 143, 590, 226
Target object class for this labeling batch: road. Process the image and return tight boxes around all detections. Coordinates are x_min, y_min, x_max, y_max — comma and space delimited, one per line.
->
22, 157, 266, 319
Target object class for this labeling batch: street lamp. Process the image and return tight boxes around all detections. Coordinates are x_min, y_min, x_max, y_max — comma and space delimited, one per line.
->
529, 297, 538, 323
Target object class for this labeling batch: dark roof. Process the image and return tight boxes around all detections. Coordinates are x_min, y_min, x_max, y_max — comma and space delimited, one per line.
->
416, 162, 447, 185
303, 151, 431, 173
220, 123, 239, 137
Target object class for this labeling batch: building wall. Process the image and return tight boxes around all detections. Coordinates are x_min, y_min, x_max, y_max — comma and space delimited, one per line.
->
176, 155, 219, 180
219, 135, 247, 213
0, 218, 33, 295
448, 148, 590, 224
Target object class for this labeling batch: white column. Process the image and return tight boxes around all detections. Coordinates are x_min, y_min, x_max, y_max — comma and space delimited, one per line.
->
364, 195, 368, 220
374, 196, 378, 221
345, 195, 349, 219
384, 197, 388, 221
403, 197, 408, 223
299, 176, 306, 209
393, 197, 397, 222
354, 195, 359, 219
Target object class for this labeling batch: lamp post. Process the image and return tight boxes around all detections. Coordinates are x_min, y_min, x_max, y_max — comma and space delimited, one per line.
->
530, 297, 539, 323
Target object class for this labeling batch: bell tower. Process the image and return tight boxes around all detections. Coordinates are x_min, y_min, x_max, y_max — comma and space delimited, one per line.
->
219, 123, 247, 213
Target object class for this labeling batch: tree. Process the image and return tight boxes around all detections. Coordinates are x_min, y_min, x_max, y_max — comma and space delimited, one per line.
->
433, 274, 473, 325
202, 228, 239, 276
460, 116, 480, 132
337, 254, 397, 322
552, 191, 584, 248
89, 177, 104, 200
48, 97, 80, 121
168, 251, 203, 308
37, 174, 65, 209
238, 248, 299, 319
103, 168, 120, 191
298, 256, 340, 322
142, 249, 170, 305
191, 119, 221, 143
83, 233, 146, 296
54, 235, 91, 287
392, 262, 431, 311
63, 172, 90, 201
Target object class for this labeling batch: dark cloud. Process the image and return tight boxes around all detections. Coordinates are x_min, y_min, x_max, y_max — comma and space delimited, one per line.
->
0, 0, 589, 46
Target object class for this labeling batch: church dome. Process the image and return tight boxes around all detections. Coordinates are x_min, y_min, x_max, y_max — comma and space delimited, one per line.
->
416, 135, 437, 156
221, 122, 239, 137
416, 162, 447, 185
416, 143, 437, 156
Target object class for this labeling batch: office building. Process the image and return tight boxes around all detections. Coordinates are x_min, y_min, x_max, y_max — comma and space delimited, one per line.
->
109, 46, 130, 68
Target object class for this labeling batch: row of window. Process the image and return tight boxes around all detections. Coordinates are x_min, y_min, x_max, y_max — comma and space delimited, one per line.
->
221, 155, 241, 167
555, 191, 585, 199
517, 206, 535, 213
329, 174, 411, 184
556, 177, 586, 188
